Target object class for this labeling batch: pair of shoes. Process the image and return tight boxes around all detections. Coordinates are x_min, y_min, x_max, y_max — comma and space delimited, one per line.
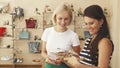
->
3, 45, 13, 48
32, 59, 41, 64
14, 58, 23, 63
5, 34, 13, 37
0, 56, 11, 61
34, 35, 41, 40
14, 48, 22, 54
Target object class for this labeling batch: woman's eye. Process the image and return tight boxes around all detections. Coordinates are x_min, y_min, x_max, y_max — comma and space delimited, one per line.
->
64, 18, 69, 20
89, 22, 94, 25
84, 22, 88, 25
58, 18, 62, 20
84, 22, 94, 25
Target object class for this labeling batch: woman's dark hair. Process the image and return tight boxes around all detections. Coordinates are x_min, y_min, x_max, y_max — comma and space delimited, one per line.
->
83, 5, 111, 65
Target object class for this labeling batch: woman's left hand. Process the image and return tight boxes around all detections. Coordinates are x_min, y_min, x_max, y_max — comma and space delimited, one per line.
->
63, 56, 80, 68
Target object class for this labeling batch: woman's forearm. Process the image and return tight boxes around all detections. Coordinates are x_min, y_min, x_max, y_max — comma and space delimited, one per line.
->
74, 63, 99, 68
73, 46, 81, 54
41, 51, 47, 59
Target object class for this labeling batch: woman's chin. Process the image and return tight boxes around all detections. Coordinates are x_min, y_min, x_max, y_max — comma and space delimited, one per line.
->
60, 26, 65, 29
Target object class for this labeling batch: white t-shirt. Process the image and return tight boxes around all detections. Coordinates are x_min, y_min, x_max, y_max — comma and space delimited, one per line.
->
41, 27, 80, 53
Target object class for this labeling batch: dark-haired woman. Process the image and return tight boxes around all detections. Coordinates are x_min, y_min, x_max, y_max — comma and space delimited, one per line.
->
64, 5, 114, 68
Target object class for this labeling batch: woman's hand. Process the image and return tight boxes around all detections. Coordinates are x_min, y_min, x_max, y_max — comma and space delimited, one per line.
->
46, 56, 63, 65
46, 52, 63, 65
63, 56, 100, 68
63, 56, 80, 68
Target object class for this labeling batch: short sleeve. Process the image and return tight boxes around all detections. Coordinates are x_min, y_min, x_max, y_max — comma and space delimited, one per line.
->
71, 33, 80, 47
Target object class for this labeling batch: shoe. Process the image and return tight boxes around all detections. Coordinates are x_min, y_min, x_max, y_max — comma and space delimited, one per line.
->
14, 58, 17, 63
16, 58, 20, 63
0, 56, 10, 61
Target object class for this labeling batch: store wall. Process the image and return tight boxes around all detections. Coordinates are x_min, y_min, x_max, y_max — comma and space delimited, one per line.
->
110, 0, 120, 68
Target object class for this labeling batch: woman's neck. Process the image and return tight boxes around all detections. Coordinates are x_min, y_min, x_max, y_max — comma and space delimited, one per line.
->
91, 33, 98, 41
54, 26, 67, 32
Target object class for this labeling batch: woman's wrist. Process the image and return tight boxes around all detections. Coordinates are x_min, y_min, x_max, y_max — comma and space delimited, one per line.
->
89, 65, 99, 68
73, 62, 99, 68
72, 62, 81, 68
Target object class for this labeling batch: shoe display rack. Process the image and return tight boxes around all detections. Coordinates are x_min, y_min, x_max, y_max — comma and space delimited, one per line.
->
0, 13, 44, 68
0, 14, 14, 68
13, 14, 44, 68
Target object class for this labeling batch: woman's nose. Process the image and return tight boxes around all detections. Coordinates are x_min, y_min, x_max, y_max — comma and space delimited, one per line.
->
61, 19, 65, 23
86, 24, 91, 29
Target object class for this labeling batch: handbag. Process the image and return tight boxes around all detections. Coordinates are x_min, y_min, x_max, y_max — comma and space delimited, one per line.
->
28, 42, 40, 53
25, 18, 37, 28
19, 29, 30, 40
0, 27, 6, 37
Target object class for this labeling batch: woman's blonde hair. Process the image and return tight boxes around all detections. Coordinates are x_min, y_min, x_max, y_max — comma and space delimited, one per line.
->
52, 3, 73, 25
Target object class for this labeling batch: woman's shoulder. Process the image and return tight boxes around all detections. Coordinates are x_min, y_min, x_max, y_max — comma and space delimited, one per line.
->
44, 27, 53, 32
99, 37, 111, 44
98, 37, 113, 50
98, 37, 114, 57
67, 29, 77, 35
45, 27, 53, 30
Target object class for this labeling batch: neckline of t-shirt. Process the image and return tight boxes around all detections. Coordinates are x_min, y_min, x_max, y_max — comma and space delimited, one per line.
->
52, 27, 69, 34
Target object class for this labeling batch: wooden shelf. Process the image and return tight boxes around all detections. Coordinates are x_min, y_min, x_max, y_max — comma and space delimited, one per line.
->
0, 64, 42, 68
0, 64, 14, 67
15, 64, 42, 67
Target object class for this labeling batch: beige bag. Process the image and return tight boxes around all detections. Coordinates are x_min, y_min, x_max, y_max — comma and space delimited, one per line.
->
0, 2, 9, 13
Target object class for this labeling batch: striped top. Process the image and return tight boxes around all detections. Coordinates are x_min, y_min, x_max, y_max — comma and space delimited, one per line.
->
80, 37, 96, 66
79, 37, 114, 66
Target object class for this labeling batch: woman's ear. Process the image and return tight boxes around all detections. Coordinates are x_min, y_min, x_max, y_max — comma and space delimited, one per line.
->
100, 19, 104, 26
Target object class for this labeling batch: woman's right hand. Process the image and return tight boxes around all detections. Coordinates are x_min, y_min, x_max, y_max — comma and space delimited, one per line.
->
63, 56, 80, 68
46, 56, 62, 65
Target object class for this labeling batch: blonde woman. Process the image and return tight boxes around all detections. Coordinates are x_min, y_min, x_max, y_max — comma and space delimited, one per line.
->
41, 3, 80, 68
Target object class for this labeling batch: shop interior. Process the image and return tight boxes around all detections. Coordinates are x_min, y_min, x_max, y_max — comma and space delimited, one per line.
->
0, 0, 119, 68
